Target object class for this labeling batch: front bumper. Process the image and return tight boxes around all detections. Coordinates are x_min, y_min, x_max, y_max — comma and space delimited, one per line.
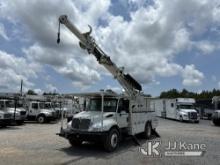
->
0, 119, 12, 126
57, 128, 107, 142
182, 116, 199, 122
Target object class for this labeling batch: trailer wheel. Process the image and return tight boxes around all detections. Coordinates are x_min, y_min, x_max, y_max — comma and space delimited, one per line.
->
68, 137, 82, 147
143, 122, 152, 139
104, 128, 119, 152
37, 115, 46, 123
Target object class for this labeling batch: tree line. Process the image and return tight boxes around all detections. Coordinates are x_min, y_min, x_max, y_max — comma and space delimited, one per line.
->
160, 88, 220, 99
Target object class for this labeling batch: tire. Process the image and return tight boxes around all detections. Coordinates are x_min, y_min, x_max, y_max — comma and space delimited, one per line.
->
37, 115, 46, 124
143, 122, 152, 139
104, 128, 120, 152
179, 116, 183, 122
16, 120, 24, 125
195, 120, 199, 123
68, 137, 82, 147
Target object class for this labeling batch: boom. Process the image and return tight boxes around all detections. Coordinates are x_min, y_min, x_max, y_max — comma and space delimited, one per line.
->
57, 15, 142, 97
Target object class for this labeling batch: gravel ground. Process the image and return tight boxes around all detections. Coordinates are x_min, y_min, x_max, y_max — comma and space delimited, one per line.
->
0, 118, 220, 165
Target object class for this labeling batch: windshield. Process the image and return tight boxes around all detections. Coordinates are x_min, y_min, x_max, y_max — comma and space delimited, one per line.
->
39, 102, 44, 109
87, 98, 117, 112
45, 103, 52, 109
178, 104, 194, 109
6, 100, 15, 108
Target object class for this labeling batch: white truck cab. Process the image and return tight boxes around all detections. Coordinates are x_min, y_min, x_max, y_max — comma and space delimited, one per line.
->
26, 101, 57, 123
59, 91, 158, 152
0, 99, 26, 125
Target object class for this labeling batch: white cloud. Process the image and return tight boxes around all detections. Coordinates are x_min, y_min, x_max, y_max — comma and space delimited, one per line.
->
106, 85, 122, 93
182, 65, 204, 86
0, 50, 39, 92
0, 0, 218, 91
195, 41, 216, 54
45, 84, 58, 93
0, 23, 9, 40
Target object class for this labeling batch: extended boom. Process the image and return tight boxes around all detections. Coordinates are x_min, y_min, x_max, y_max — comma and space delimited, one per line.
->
57, 15, 142, 97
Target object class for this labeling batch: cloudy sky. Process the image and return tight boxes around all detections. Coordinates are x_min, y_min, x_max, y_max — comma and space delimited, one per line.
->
0, 0, 220, 96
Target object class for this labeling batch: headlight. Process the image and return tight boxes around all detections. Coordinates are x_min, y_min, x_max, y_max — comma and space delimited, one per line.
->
183, 114, 188, 117
89, 122, 102, 132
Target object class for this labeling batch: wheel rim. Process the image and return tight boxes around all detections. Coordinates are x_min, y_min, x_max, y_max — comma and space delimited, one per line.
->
38, 117, 44, 123
110, 133, 118, 148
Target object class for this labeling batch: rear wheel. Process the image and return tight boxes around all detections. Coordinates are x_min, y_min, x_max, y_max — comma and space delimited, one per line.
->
104, 128, 120, 152
37, 115, 46, 123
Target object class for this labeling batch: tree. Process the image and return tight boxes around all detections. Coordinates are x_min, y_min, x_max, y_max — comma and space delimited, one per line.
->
27, 89, 37, 95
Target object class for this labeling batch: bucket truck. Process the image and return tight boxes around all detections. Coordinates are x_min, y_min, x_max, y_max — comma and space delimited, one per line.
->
57, 15, 159, 151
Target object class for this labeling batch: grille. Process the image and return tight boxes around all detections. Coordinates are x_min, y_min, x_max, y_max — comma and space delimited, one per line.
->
72, 118, 91, 130
20, 111, 26, 115
4, 113, 12, 119
189, 112, 197, 119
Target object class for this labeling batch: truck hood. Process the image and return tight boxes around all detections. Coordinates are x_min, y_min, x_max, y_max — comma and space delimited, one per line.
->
74, 111, 115, 121
7, 108, 26, 113
180, 109, 197, 113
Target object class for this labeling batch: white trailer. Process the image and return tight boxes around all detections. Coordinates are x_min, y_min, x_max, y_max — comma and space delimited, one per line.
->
151, 98, 199, 123
56, 15, 159, 152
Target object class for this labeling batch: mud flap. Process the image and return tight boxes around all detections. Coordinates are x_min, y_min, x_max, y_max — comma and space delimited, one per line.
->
152, 129, 160, 138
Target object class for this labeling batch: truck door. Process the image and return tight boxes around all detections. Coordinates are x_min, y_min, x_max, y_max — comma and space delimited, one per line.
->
30, 103, 39, 116
117, 99, 129, 128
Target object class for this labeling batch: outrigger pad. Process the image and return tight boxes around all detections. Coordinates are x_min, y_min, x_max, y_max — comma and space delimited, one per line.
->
152, 129, 160, 138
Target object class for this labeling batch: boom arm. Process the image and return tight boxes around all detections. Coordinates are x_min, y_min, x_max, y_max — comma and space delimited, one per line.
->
57, 15, 142, 97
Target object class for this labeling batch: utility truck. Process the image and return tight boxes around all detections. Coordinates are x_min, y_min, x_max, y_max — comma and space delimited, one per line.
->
0, 93, 26, 125
24, 95, 58, 123
151, 98, 199, 123
57, 15, 159, 151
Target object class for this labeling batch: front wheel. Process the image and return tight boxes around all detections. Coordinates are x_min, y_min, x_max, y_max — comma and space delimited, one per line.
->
68, 137, 82, 147
104, 128, 120, 152
37, 115, 46, 123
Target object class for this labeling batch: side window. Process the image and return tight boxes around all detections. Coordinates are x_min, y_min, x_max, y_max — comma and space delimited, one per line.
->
118, 99, 129, 113
171, 103, 174, 108
32, 103, 38, 109
0, 101, 4, 109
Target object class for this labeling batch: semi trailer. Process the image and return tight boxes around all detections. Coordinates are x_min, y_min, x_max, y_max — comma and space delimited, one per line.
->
150, 98, 199, 123
212, 96, 220, 126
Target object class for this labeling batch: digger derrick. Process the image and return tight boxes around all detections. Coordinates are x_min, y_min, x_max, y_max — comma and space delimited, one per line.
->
57, 15, 142, 97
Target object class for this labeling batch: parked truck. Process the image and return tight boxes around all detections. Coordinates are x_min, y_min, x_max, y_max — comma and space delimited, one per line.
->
212, 96, 220, 126
0, 99, 27, 125
25, 101, 57, 123
151, 98, 199, 123
56, 15, 159, 151
0, 110, 12, 127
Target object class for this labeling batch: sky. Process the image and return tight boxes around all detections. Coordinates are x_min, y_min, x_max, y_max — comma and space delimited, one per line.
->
0, 0, 220, 96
